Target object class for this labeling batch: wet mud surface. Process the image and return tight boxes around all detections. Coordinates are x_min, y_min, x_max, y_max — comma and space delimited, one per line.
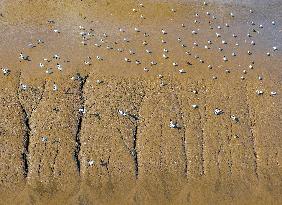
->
0, 0, 281, 204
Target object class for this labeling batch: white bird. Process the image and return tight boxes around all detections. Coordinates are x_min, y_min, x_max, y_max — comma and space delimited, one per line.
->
1, 68, 10, 76
146, 49, 152, 54
118, 110, 127, 116
124, 57, 131, 62
161, 29, 167, 34
214, 108, 224, 115
20, 84, 28, 90
53, 84, 58, 91
231, 115, 239, 122
96, 56, 103, 61
179, 69, 186, 73
19, 53, 29, 60
169, 120, 178, 128
129, 49, 135, 55
88, 160, 95, 166
256, 90, 264, 95
57, 63, 63, 71
270, 91, 277, 96
46, 68, 53, 74
192, 104, 198, 109
79, 107, 87, 114
163, 54, 168, 59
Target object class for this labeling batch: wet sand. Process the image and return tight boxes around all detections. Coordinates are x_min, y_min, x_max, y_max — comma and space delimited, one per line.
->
0, 0, 281, 204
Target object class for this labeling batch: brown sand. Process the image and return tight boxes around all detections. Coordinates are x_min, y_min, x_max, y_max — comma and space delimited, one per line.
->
0, 0, 281, 204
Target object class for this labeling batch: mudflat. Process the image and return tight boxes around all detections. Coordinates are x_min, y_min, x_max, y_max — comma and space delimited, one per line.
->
0, 0, 281, 204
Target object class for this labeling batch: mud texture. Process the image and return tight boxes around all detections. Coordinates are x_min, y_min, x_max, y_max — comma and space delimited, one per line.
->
0, 0, 281, 204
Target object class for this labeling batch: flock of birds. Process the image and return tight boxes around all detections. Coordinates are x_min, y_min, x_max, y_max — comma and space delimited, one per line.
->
1, 1, 280, 129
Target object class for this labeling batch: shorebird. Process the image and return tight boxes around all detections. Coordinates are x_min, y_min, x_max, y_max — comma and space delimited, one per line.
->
169, 120, 178, 129
231, 115, 239, 122
96, 80, 103, 84
118, 110, 127, 116
129, 49, 135, 55
192, 104, 198, 109
53, 84, 58, 91
124, 57, 131, 62
256, 90, 264, 95
19, 53, 29, 61
40, 135, 48, 142
258, 76, 263, 81
270, 91, 277, 96
151, 61, 157, 66
53, 29, 60, 33
96, 56, 103, 61
88, 160, 95, 166
94, 43, 101, 47
46, 68, 53, 74
142, 41, 148, 45
56, 63, 63, 71
161, 29, 167, 35
146, 49, 152, 54
163, 54, 169, 59
20, 84, 28, 90
53, 54, 60, 59
79, 107, 87, 114
214, 108, 224, 115
1, 68, 10, 76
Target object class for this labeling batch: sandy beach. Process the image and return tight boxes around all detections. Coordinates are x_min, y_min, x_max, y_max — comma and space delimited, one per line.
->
0, 0, 281, 204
